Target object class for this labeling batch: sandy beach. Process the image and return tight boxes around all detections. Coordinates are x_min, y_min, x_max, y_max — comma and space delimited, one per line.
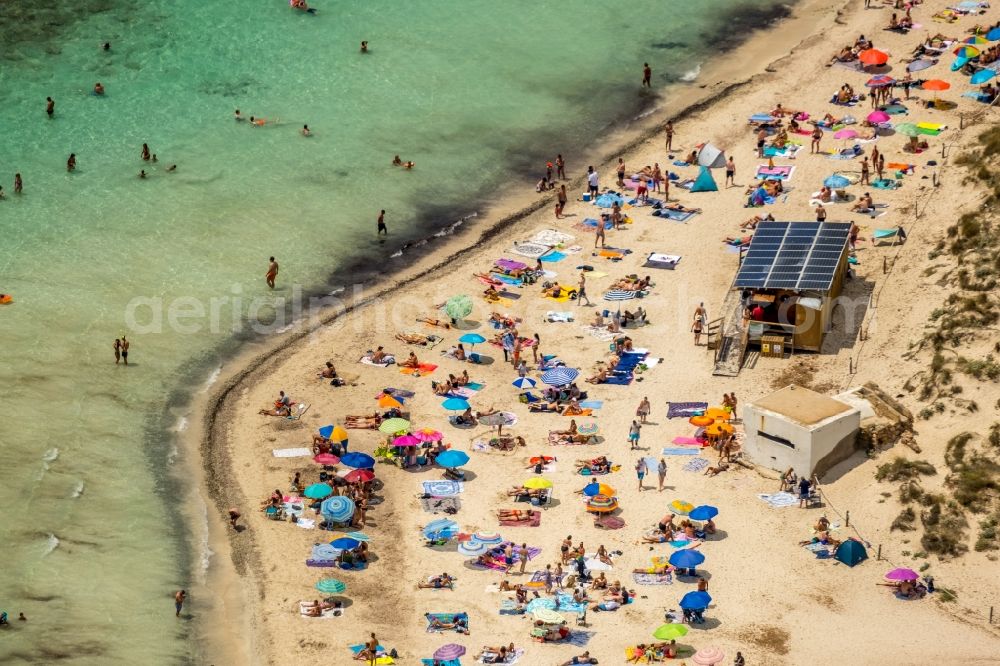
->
188, 0, 1000, 663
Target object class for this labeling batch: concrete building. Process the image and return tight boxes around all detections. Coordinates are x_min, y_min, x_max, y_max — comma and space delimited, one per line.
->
743, 385, 861, 478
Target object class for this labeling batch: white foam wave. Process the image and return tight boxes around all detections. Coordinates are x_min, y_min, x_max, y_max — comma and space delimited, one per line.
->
172, 416, 189, 433
42, 533, 60, 556
680, 64, 702, 82
42, 447, 59, 462
198, 501, 214, 580
71, 481, 85, 498
200, 366, 222, 393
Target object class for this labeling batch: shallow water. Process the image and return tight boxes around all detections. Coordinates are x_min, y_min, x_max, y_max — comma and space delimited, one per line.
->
0, 0, 789, 661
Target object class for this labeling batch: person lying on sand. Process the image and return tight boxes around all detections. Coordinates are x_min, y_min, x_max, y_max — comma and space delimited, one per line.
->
477, 644, 516, 663
418, 573, 455, 589
432, 380, 454, 396
704, 460, 730, 477
586, 369, 608, 384
345, 413, 382, 428
496, 509, 534, 522
507, 485, 547, 499
418, 317, 452, 329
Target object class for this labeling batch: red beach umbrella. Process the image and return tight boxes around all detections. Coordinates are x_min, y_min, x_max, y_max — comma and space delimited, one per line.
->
344, 469, 375, 483
859, 49, 889, 66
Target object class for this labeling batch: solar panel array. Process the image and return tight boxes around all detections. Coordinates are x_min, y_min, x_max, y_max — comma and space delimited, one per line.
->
733, 221, 850, 291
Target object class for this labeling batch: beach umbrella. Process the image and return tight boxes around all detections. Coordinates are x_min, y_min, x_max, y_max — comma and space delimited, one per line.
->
532, 608, 565, 624
320, 496, 356, 522
670, 499, 695, 514
340, 452, 376, 469
378, 417, 411, 434
304, 483, 334, 499
319, 424, 349, 442
895, 123, 921, 137
441, 294, 473, 321
315, 578, 347, 594
586, 494, 618, 513
603, 289, 636, 301
331, 537, 361, 550
433, 644, 467, 661
523, 477, 553, 490
689, 505, 719, 521
652, 623, 689, 641
865, 75, 894, 88
377, 394, 404, 409
859, 49, 888, 66
344, 531, 370, 542
833, 129, 858, 140
679, 590, 712, 610
692, 648, 726, 665
344, 469, 375, 484
512, 376, 537, 389
952, 56, 971, 72
704, 422, 734, 437
459, 333, 486, 345
867, 110, 890, 123
458, 540, 487, 557
823, 174, 850, 188
964, 35, 989, 45
954, 45, 981, 58
478, 411, 517, 427
704, 407, 731, 421
313, 453, 340, 465
922, 79, 951, 91
688, 415, 714, 427
393, 434, 420, 447
670, 550, 706, 569
907, 58, 937, 72
971, 67, 998, 84
442, 397, 471, 411
583, 482, 616, 497
435, 450, 470, 468
541, 367, 579, 386
885, 567, 920, 581
423, 518, 459, 539
413, 428, 443, 442
578, 421, 600, 435
471, 530, 503, 545
988, 27, 1000, 41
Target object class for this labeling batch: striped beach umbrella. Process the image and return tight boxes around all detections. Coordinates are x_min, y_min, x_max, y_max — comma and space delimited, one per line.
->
692, 648, 726, 666
378, 418, 411, 434
865, 74, 894, 88
586, 494, 618, 513
343, 531, 370, 542
457, 540, 487, 557
512, 376, 536, 389
583, 482, 616, 497
320, 496, 356, 522
315, 578, 346, 594
603, 289, 636, 301
377, 394, 404, 409
433, 644, 467, 660
470, 530, 503, 545
954, 45, 980, 58
541, 367, 579, 386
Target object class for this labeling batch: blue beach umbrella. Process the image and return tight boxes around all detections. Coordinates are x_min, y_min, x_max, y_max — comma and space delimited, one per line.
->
971, 68, 998, 84
749, 113, 777, 123
331, 537, 361, 550
321, 496, 356, 522
679, 590, 712, 610
459, 333, 486, 345
689, 505, 719, 521
423, 518, 459, 539
442, 397, 471, 411
304, 483, 334, 499
823, 174, 850, 189
344, 531, 370, 542
435, 450, 470, 468
541, 367, 579, 386
988, 27, 1000, 41
669, 549, 706, 569
951, 56, 970, 72
340, 452, 375, 469
512, 377, 537, 389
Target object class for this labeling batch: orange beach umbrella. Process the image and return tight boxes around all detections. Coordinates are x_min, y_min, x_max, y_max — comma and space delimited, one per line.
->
858, 49, 889, 66
922, 79, 950, 91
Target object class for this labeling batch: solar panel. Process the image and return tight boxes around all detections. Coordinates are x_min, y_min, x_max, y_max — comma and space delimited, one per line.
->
733, 221, 850, 291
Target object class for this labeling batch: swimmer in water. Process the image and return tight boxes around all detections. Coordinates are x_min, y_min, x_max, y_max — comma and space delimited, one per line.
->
392, 155, 403, 165
302, 124, 311, 136
404, 161, 415, 169
141, 143, 151, 161
103, 42, 111, 51
67, 153, 77, 172
361, 41, 368, 53
94, 82, 105, 95
249, 116, 268, 127
167, 164, 177, 172
235, 109, 244, 122
139, 170, 147, 179
15, 173, 23, 194
46, 96, 55, 117
152, 154, 158, 163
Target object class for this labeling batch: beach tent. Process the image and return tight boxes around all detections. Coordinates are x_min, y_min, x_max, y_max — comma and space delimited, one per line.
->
690, 166, 718, 193
697, 143, 727, 169
834, 539, 868, 567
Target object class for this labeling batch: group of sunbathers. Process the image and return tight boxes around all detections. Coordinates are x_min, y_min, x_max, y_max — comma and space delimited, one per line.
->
575, 456, 611, 475
432, 371, 472, 395
627, 641, 683, 663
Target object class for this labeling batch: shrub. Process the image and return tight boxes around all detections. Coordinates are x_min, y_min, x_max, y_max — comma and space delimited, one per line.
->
875, 458, 937, 482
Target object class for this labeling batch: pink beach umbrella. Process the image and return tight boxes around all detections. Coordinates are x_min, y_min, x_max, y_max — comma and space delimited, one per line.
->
885, 567, 920, 581
313, 453, 340, 465
413, 428, 443, 443
692, 647, 726, 665
867, 110, 890, 123
833, 128, 858, 140
433, 644, 467, 661
393, 434, 421, 447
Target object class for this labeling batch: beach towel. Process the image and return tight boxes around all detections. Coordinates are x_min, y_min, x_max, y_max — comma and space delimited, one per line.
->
755, 165, 794, 180
305, 558, 337, 568
299, 601, 345, 618
272, 447, 312, 458
579, 400, 603, 410
632, 572, 673, 585
530, 229, 575, 246
804, 541, 832, 553
662, 447, 701, 456
655, 208, 697, 222
360, 354, 396, 367
499, 510, 541, 527
758, 492, 798, 508
421, 496, 461, 513
448, 386, 479, 399
477, 648, 525, 664
540, 251, 566, 263
511, 242, 552, 259
763, 144, 801, 159
566, 630, 596, 647
400, 363, 438, 375
422, 660, 460, 666
667, 402, 707, 418
581, 325, 617, 341
671, 437, 704, 446
381, 388, 416, 398
682, 458, 710, 472
644, 252, 682, 269
422, 480, 464, 496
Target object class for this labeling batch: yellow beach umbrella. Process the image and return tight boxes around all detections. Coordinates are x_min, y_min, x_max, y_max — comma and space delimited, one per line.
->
330, 425, 349, 442
704, 422, 734, 437
704, 407, 730, 421
377, 394, 403, 409
689, 415, 714, 427
523, 477, 553, 490
670, 499, 695, 515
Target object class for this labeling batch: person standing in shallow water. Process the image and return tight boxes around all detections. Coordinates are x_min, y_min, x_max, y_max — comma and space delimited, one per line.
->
266, 256, 279, 289
46, 96, 55, 117
377, 210, 387, 236
174, 590, 186, 617
121, 336, 129, 365
14, 173, 22, 194
642, 62, 652, 87
67, 154, 76, 172
113, 337, 122, 364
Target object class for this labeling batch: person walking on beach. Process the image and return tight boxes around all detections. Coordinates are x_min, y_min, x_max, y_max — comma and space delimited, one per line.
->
860, 156, 870, 185
113, 337, 122, 364
577, 273, 591, 306
594, 220, 606, 248
616, 158, 626, 187
810, 125, 823, 154
636, 396, 651, 423
587, 166, 599, 198
556, 184, 567, 218
46, 96, 55, 117
756, 127, 767, 158
665, 121, 674, 151
691, 314, 703, 345
556, 154, 566, 180
377, 210, 387, 235
657, 458, 667, 492
628, 420, 641, 450
725, 156, 736, 188
518, 543, 529, 574
876, 153, 885, 182
635, 457, 648, 491
266, 256, 278, 289
815, 203, 827, 222
642, 62, 652, 88
174, 590, 186, 617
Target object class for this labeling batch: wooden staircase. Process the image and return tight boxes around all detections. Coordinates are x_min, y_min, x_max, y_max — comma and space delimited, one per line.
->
712, 290, 749, 377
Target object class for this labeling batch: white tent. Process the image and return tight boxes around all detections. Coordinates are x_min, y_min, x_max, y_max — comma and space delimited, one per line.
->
697, 142, 727, 169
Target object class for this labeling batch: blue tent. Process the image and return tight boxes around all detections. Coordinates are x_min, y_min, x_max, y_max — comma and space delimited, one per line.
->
835, 539, 868, 567
690, 166, 718, 193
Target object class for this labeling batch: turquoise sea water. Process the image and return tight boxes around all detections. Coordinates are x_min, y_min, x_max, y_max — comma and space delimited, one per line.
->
0, 0, 790, 662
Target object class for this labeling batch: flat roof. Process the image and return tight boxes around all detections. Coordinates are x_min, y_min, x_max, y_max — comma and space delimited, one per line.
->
752, 385, 854, 427
733, 221, 850, 292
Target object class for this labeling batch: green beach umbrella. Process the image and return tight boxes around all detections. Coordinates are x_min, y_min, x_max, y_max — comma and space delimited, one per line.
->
441, 294, 473, 321
378, 417, 411, 434
653, 623, 689, 640
895, 123, 921, 137
315, 578, 347, 594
